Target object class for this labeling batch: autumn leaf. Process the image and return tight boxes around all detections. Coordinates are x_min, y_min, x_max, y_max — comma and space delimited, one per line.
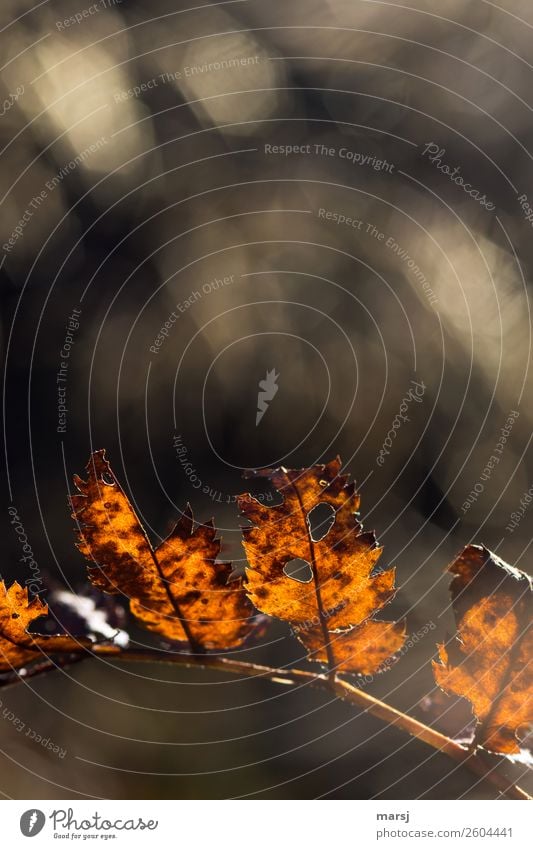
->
433, 544, 532, 755
71, 450, 256, 651
0, 581, 90, 672
238, 457, 405, 674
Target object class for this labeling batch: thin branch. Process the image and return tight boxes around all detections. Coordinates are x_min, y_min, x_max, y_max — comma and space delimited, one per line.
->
1, 647, 530, 800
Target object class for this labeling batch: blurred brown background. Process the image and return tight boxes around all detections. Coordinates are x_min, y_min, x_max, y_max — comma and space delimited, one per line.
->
1, 0, 532, 799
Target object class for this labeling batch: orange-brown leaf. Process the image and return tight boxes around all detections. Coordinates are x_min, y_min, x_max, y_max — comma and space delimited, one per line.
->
433, 545, 532, 755
238, 457, 405, 674
0, 581, 89, 672
71, 450, 255, 650
300, 619, 406, 676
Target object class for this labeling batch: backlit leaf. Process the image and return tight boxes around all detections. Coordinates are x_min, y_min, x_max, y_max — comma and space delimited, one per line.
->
433, 544, 532, 755
0, 581, 90, 672
238, 457, 405, 674
71, 450, 256, 651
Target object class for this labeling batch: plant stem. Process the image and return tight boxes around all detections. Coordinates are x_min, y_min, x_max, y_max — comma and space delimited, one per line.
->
1, 647, 529, 800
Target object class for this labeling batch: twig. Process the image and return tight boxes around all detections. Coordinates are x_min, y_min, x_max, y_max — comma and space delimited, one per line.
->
1, 647, 529, 800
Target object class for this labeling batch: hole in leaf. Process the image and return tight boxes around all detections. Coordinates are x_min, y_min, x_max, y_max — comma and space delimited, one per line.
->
307, 502, 335, 542
283, 558, 313, 583
100, 471, 115, 486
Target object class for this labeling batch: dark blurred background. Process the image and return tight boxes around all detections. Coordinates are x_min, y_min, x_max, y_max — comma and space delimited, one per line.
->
1, 0, 532, 799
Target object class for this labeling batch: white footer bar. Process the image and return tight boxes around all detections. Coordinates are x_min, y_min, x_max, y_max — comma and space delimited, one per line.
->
3, 799, 531, 848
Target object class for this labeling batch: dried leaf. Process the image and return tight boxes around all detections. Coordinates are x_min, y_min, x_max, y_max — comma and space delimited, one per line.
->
238, 457, 405, 674
71, 450, 255, 650
302, 619, 406, 676
433, 544, 532, 755
0, 581, 89, 672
